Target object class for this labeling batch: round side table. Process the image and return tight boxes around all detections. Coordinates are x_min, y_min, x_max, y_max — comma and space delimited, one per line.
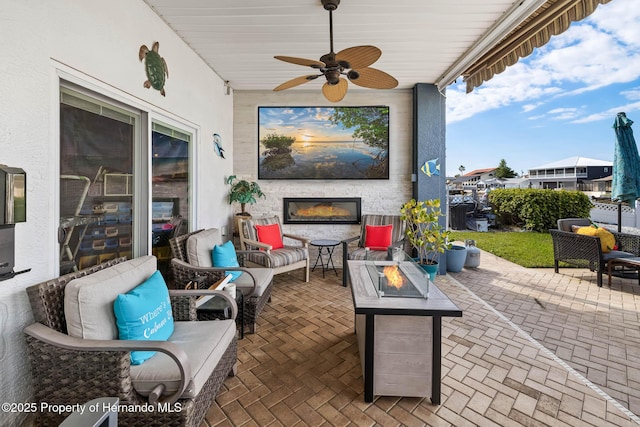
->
310, 239, 340, 277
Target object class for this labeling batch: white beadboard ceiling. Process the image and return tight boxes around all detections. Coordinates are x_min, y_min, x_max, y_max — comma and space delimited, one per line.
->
140, 0, 564, 93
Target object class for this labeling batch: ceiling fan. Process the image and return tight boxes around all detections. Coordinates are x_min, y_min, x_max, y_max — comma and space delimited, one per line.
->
273, 0, 398, 102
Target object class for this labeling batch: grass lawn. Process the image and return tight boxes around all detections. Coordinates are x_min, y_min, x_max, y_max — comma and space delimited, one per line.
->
449, 230, 555, 268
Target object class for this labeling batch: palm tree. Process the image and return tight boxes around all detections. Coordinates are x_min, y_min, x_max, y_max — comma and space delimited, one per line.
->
458, 165, 466, 175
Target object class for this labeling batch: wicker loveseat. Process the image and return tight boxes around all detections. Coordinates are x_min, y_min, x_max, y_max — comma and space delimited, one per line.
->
23, 255, 238, 427
549, 218, 640, 287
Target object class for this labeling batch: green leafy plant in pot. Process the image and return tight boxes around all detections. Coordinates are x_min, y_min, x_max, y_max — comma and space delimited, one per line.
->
400, 198, 451, 280
226, 175, 265, 234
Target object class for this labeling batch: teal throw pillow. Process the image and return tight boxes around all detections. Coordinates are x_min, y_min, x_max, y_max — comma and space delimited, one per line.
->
212, 240, 243, 282
113, 270, 174, 365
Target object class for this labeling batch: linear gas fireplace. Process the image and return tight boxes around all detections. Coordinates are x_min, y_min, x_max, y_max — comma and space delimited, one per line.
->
283, 197, 361, 225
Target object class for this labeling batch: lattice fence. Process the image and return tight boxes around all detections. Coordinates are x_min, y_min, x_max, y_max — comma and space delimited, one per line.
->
590, 202, 639, 228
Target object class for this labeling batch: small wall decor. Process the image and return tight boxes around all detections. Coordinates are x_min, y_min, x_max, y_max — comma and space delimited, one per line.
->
421, 158, 440, 177
213, 134, 225, 158
138, 41, 169, 96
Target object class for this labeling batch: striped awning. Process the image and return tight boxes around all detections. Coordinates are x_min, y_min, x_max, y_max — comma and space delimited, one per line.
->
462, 0, 613, 93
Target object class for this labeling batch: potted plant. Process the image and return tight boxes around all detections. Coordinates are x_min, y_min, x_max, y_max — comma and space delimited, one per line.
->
400, 198, 451, 280
226, 175, 265, 234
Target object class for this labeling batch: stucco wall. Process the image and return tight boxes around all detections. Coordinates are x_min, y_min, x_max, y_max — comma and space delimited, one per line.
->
0, 1, 233, 425
232, 90, 414, 265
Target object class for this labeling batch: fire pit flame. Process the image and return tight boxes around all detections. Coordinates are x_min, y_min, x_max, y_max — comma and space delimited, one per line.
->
383, 265, 405, 289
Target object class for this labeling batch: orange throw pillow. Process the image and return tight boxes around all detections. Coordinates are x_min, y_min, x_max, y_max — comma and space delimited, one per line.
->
365, 224, 393, 251
255, 223, 284, 249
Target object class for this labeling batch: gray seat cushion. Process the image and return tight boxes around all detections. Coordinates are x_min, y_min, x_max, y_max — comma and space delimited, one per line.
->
602, 250, 636, 261
130, 319, 236, 399
557, 218, 591, 232
233, 267, 273, 297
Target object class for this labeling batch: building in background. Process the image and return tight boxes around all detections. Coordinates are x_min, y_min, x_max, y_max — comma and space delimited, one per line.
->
528, 156, 612, 196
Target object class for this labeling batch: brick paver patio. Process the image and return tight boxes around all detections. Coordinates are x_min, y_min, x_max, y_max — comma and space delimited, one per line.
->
205, 252, 640, 426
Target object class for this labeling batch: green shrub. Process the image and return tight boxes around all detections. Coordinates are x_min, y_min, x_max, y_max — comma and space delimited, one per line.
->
488, 188, 592, 232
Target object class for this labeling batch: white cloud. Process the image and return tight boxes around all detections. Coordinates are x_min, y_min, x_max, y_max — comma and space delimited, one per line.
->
446, 0, 640, 124
621, 87, 640, 101
573, 100, 640, 123
522, 103, 541, 113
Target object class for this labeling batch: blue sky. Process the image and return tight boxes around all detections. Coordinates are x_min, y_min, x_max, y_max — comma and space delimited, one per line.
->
446, 0, 640, 177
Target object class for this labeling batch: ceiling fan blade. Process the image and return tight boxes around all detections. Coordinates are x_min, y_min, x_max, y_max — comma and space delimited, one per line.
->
274, 56, 326, 68
322, 78, 348, 102
335, 46, 381, 69
348, 67, 398, 89
274, 75, 320, 91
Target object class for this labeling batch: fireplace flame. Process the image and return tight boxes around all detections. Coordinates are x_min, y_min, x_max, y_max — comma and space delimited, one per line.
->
383, 265, 405, 289
296, 205, 351, 217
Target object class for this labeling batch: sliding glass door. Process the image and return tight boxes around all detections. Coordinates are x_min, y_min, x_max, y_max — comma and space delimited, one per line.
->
59, 89, 140, 273
58, 87, 194, 275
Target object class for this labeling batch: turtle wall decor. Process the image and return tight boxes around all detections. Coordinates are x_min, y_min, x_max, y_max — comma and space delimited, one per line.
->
138, 41, 169, 96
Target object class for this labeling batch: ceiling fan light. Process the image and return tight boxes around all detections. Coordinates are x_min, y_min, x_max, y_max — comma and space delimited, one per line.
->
325, 70, 340, 85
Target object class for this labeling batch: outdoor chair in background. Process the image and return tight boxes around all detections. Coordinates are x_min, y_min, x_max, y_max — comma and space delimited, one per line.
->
341, 214, 408, 287
153, 214, 184, 281
549, 218, 640, 287
170, 228, 274, 334
238, 215, 310, 282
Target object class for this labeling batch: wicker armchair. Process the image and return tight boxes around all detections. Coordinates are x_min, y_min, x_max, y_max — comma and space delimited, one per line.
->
550, 218, 640, 287
170, 228, 274, 334
23, 256, 238, 427
341, 214, 408, 287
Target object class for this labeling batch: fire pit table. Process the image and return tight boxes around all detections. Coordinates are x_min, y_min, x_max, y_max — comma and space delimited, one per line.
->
348, 255, 462, 403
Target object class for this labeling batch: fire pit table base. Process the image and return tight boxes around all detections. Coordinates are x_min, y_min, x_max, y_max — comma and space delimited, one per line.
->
348, 259, 462, 403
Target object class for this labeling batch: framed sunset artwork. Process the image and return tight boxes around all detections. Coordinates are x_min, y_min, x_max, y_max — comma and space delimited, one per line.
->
257, 106, 389, 179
